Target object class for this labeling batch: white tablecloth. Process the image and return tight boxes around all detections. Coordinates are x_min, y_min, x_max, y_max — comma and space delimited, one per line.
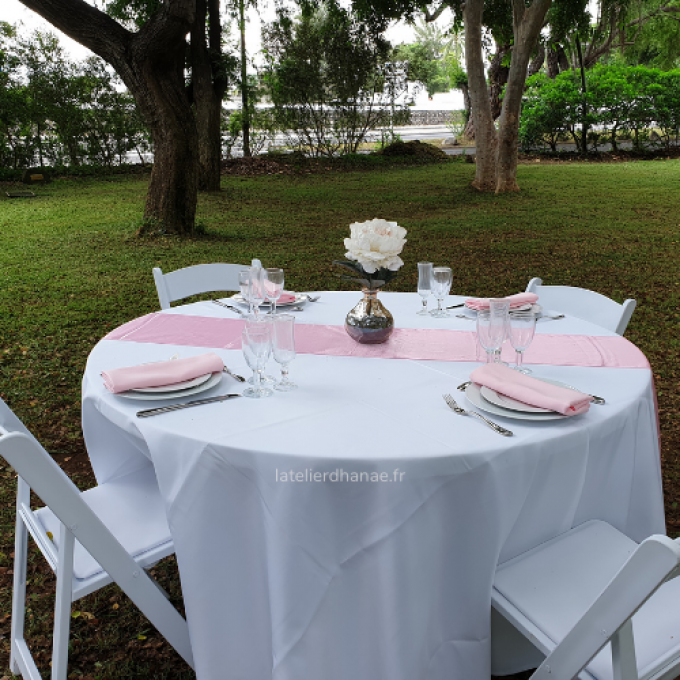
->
81, 292, 665, 680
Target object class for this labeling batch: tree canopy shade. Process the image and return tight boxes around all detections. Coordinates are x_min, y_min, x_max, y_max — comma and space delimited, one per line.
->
18, 0, 199, 234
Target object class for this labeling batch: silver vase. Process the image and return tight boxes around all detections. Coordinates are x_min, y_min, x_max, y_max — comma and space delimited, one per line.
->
345, 288, 394, 344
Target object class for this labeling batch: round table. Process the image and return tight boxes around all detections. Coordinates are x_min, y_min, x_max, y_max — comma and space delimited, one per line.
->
82, 291, 664, 680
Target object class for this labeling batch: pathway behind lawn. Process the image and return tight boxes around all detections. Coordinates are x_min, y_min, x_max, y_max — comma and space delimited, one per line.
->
0, 157, 678, 678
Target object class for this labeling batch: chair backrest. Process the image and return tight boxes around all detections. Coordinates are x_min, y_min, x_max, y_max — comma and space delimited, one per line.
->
528, 533, 680, 680
0, 400, 193, 666
153, 262, 250, 309
526, 277, 636, 335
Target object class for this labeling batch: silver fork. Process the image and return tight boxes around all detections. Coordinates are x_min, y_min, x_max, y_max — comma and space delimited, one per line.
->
306, 295, 320, 302
442, 394, 513, 436
223, 367, 246, 383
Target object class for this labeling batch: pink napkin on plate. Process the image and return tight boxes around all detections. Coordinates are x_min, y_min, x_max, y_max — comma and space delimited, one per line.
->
469, 363, 592, 416
465, 292, 538, 311
259, 286, 296, 304
277, 292, 297, 304
102, 353, 224, 394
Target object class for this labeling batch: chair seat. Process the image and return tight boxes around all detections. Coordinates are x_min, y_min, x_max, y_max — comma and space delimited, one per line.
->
36, 465, 172, 580
494, 520, 680, 680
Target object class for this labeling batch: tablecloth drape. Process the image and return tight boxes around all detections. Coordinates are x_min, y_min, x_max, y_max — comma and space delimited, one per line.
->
82, 292, 664, 680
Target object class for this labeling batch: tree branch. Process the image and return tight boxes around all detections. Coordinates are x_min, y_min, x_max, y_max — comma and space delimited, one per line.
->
18, 0, 131, 64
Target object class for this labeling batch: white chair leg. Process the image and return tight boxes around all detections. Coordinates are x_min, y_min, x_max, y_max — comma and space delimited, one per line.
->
10, 509, 28, 675
51, 524, 75, 680
611, 619, 638, 680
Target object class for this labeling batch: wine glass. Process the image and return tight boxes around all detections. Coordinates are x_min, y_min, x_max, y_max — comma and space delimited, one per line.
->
249, 267, 265, 316
265, 268, 284, 315
430, 267, 453, 318
241, 323, 273, 398
508, 310, 536, 374
476, 308, 507, 363
272, 314, 297, 391
417, 262, 433, 315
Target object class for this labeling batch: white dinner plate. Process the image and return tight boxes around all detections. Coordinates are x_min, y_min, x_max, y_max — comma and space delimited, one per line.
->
131, 372, 212, 394
230, 293, 308, 307
465, 381, 567, 420
480, 386, 554, 413
117, 372, 223, 401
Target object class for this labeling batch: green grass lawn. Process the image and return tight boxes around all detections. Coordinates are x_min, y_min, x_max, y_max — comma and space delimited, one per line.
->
0, 157, 679, 677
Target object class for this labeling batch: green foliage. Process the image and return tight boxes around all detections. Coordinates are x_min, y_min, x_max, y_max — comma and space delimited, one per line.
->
519, 72, 584, 151
520, 64, 680, 152
393, 42, 449, 98
0, 25, 150, 170
262, 1, 410, 156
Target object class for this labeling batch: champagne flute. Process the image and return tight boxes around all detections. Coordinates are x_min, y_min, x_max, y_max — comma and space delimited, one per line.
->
242, 323, 273, 398
417, 262, 433, 315
508, 310, 536, 373
430, 267, 453, 318
272, 314, 297, 390
489, 298, 510, 364
249, 267, 265, 316
265, 268, 284, 315
238, 270, 253, 314
476, 308, 506, 363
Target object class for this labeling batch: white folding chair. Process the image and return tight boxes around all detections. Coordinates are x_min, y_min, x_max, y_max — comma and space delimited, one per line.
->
153, 259, 263, 309
492, 520, 680, 680
525, 278, 636, 335
0, 399, 193, 679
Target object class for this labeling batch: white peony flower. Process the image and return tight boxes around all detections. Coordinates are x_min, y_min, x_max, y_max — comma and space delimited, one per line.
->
344, 219, 407, 274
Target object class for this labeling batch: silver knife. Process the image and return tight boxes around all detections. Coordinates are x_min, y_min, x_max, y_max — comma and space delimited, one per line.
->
136, 394, 241, 418
446, 303, 466, 309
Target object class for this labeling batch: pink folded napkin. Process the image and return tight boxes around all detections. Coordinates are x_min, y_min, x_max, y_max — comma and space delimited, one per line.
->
259, 287, 296, 304
465, 292, 538, 311
277, 292, 297, 304
102, 353, 224, 394
469, 363, 592, 416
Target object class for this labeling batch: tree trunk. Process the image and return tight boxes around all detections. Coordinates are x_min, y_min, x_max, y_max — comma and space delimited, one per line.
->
20, 0, 199, 235
496, 0, 552, 192
546, 45, 559, 78
528, 43, 545, 76
239, 0, 251, 158
575, 35, 588, 157
191, 0, 226, 191
464, 0, 497, 190
556, 44, 570, 72
488, 42, 511, 120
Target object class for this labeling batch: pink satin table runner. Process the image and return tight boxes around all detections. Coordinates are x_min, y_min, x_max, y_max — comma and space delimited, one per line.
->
105, 313, 649, 369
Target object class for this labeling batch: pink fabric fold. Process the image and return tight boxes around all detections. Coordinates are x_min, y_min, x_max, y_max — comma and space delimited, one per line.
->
465, 292, 539, 311
101, 352, 224, 394
277, 292, 296, 304
469, 363, 592, 416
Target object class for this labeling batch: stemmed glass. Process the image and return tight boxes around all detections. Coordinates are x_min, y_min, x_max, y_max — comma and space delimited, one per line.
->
265, 268, 284, 315
249, 267, 265, 316
417, 262, 433, 315
242, 321, 273, 398
508, 310, 536, 374
476, 307, 507, 363
489, 298, 510, 364
272, 314, 297, 390
430, 267, 453, 318
238, 270, 253, 314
